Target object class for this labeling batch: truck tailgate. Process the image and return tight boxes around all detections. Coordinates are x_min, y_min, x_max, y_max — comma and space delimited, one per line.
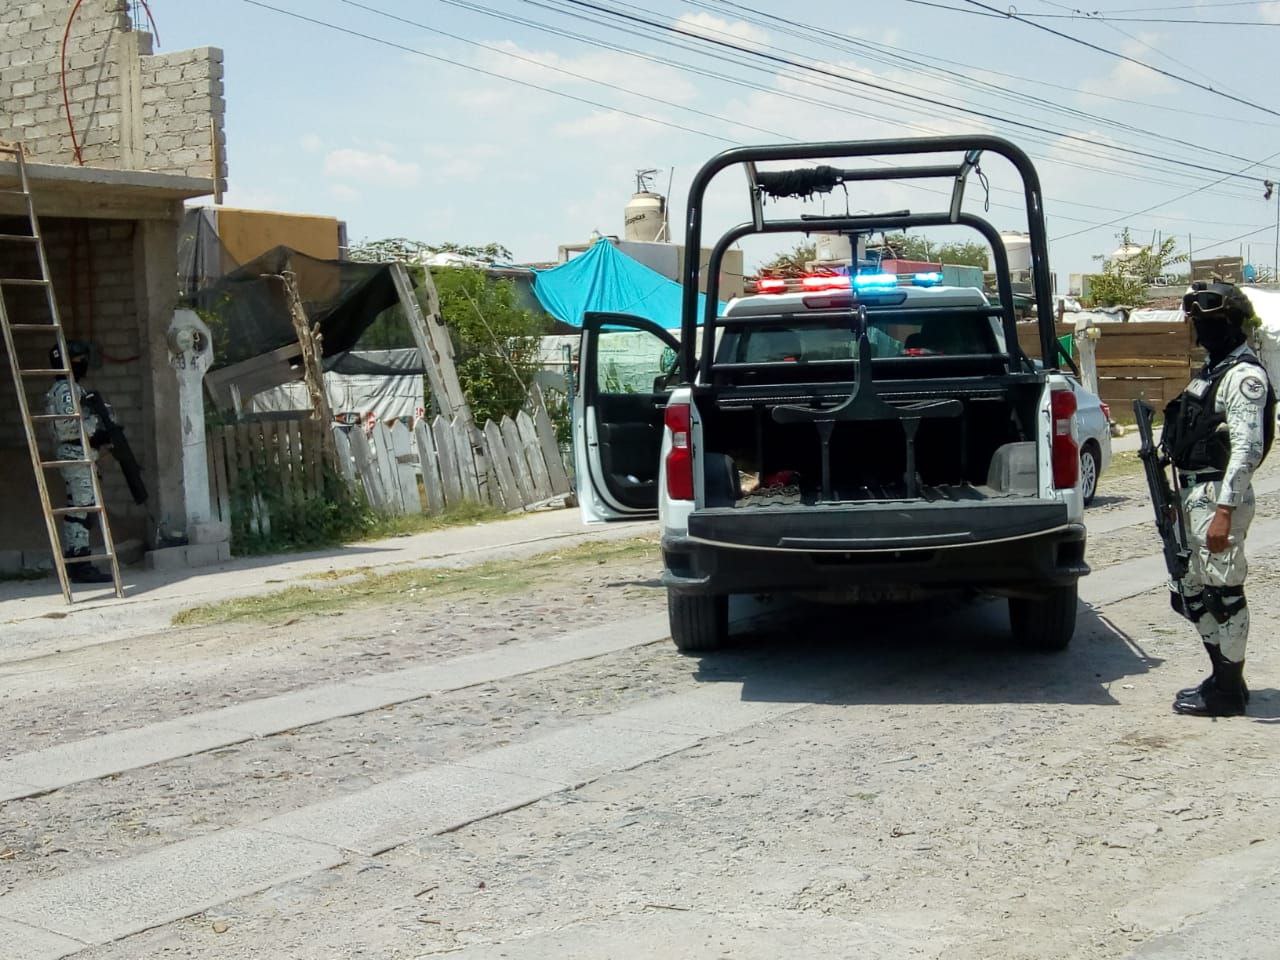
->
687, 500, 1071, 551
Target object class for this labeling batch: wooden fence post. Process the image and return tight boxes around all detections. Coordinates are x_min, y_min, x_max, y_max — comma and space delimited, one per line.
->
413, 420, 446, 514
530, 385, 571, 495
515, 410, 552, 501
451, 415, 481, 503
332, 425, 356, 485
500, 415, 535, 506
389, 420, 423, 513
432, 415, 464, 506
482, 419, 522, 510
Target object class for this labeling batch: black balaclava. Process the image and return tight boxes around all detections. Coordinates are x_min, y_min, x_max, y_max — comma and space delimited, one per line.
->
1192, 314, 1245, 367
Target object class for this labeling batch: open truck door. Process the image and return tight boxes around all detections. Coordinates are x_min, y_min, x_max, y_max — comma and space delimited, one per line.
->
574, 311, 682, 523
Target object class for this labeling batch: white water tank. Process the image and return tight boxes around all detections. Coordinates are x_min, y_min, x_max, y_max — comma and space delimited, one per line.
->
814, 233, 853, 262
1000, 231, 1032, 273
624, 191, 667, 242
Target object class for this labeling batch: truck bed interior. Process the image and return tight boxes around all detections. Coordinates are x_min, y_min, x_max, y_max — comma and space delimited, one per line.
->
697, 376, 1046, 508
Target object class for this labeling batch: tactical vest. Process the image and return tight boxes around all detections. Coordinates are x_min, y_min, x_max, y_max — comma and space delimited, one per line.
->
1162, 353, 1275, 472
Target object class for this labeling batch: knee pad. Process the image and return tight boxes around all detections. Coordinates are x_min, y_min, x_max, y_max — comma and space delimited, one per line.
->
1202, 585, 1246, 625
1171, 590, 1207, 623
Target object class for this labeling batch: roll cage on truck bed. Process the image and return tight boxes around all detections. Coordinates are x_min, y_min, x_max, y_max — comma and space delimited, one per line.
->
573, 136, 1089, 653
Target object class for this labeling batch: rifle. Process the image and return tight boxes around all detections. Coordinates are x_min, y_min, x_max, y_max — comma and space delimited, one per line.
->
81, 390, 149, 506
1133, 398, 1189, 584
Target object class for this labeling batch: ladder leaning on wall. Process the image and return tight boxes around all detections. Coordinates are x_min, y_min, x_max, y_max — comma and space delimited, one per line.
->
0, 141, 124, 602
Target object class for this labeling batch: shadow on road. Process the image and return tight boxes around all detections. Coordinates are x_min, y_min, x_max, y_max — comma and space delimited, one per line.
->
693, 596, 1160, 708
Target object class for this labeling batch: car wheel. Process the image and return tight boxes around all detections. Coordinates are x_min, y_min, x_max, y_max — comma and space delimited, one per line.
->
1080, 442, 1100, 506
1008, 584, 1078, 652
668, 590, 728, 653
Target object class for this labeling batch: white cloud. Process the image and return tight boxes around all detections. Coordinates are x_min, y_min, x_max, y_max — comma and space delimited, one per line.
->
554, 109, 662, 138
1080, 34, 1177, 97
299, 133, 323, 153
328, 183, 361, 203
1261, 2, 1280, 22
465, 41, 697, 107
673, 11, 770, 50
422, 143, 505, 181
322, 148, 420, 187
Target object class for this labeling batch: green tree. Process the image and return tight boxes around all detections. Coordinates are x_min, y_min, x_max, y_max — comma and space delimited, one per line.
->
880, 233, 989, 269
431, 266, 549, 424
1087, 228, 1187, 308
758, 240, 817, 277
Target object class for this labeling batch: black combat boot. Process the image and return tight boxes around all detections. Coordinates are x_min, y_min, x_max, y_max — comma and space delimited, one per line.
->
1173, 657, 1247, 717
64, 548, 112, 584
1176, 642, 1250, 704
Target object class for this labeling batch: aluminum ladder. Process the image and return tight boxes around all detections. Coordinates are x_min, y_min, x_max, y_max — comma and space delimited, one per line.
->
0, 141, 124, 601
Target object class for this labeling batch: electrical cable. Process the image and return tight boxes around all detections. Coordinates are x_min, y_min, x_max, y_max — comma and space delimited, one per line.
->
240, 0, 1270, 248
541, 0, 1274, 184
953, 0, 1280, 118
1052, 146, 1280, 241
383, 0, 1264, 206
698, 0, 1259, 167
487, 0, 1270, 209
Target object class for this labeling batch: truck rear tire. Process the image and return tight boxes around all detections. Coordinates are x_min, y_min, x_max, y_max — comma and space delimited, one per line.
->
1008, 584, 1078, 652
668, 590, 728, 653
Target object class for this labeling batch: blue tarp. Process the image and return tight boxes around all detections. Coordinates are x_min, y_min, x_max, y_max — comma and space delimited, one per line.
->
532, 240, 720, 330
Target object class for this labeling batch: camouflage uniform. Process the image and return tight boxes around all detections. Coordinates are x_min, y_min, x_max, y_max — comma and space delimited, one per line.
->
1173, 343, 1269, 664
44, 378, 101, 553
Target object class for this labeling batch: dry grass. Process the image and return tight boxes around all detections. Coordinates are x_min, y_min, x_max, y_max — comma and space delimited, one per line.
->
172, 537, 659, 627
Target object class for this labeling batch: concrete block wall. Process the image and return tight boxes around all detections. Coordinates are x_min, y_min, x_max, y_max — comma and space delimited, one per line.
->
0, 0, 130, 166
140, 45, 227, 181
0, 216, 150, 545
0, 0, 226, 188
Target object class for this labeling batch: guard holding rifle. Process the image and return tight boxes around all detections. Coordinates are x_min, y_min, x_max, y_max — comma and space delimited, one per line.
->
1136, 281, 1275, 717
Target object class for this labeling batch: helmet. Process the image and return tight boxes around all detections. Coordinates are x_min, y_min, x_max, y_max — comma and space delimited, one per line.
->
1182, 281, 1253, 326
49, 340, 91, 378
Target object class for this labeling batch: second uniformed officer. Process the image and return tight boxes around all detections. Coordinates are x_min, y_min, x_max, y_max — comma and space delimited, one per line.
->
1164, 281, 1275, 717
44, 340, 113, 585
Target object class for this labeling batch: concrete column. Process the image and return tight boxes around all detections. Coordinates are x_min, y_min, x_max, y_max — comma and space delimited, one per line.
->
134, 205, 185, 544
1074, 313, 1101, 399
116, 31, 146, 169
167, 309, 214, 530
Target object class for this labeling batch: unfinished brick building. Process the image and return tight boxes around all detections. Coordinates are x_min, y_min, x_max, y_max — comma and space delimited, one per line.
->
1, 0, 226, 569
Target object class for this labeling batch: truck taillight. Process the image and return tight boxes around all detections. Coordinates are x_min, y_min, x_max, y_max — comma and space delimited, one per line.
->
1051, 387, 1079, 490
664, 402, 694, 501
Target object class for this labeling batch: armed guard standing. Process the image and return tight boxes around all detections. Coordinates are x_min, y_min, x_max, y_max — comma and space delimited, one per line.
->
1162, 282, 1275, 717
44, 340, 112, 584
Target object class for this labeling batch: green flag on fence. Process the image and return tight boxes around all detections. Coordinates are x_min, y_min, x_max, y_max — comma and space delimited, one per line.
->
1057, 333, 1074, 360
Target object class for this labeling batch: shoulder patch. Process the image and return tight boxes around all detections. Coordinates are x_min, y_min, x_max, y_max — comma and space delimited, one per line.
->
1240, 375, 1267, 402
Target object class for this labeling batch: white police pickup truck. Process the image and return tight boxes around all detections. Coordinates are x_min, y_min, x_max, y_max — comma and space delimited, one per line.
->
573, 136, 1090, 654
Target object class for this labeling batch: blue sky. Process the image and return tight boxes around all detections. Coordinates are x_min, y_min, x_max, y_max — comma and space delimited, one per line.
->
157, 0, 1280, 280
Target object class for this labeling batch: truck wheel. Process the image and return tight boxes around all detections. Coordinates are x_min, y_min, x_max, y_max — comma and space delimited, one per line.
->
1080, 442, 1100, 506
668, 590, 728, 653
1008, 585, 1078, 652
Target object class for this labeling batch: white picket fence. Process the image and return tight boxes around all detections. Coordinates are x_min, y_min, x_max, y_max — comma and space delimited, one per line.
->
333, 405, 571, 515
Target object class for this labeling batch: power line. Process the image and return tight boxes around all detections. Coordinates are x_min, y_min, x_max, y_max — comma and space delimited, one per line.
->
1101, 0, 1279, 12
1020, 13, 1280, 24
237, 0, 736, 143
700, 0, 1264, 174
1052, 147, 1280, 241
953, 0, 1280, 118
544, 0, 1273, 185
470, 0, 1269, 205
238, 0, 1266, 248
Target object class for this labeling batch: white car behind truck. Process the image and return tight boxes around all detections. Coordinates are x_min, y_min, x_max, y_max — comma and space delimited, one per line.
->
574, 136, 1091, 654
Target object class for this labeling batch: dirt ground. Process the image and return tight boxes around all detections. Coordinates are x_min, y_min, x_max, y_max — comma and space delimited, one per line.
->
3, 458, 1280, 959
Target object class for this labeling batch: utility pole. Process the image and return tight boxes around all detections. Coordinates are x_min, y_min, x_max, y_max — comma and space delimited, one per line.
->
1273, 189, 1278, 283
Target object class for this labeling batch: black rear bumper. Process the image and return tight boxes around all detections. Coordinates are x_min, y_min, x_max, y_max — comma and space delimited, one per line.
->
664, 501, 1087, 597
